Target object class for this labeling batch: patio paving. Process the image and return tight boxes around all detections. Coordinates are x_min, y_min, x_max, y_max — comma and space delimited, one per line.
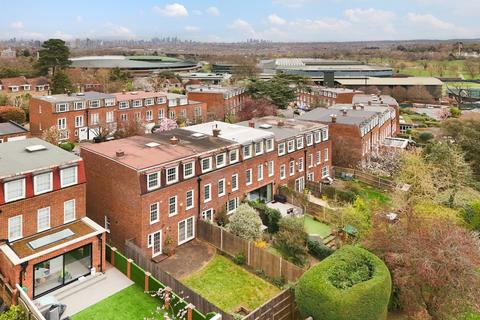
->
267, 201, 303, 217
157, 239, 216, 279
45, 264, 133, 318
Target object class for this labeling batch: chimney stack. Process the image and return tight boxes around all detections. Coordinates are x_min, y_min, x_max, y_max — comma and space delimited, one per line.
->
170, 136, 178, 145
212, 124, 221, 137
352, 104, 357, 110
330, 114, 337, 123
368, 101, 372, 106
116, 150, 125, 157
341, 109, 347, 116
360, 104, 365, 110
248, 121, 255, 128
277, 120, 285, 127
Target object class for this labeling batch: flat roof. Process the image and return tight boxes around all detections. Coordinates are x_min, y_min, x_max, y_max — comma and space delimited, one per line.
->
0, 138, 81, 179
70, 55, 198, 70
337, 77, 443, 86
186, 85, 244, 94
330, 104, 393, 113
237, 116, 327, 141
81, 128, 236, 171
382, 137, 410, 148
35, 91, 115, 103
352, 94, 399, 106
310, 86, 357, 94
188, 121, 274, 145
0, 121, 28, 135
112, 91, 166, 101
298, 108, 377, 126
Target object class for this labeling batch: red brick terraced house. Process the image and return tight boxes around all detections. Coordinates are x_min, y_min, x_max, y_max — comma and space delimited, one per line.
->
296, 86, 362, 108
80, 120, 332, 258
186, 85, 247, 121
29, 91, 207, 142
0, 138, 106, 299
0, 76, 49, 93
352, 94, 401, 133
298, 105, 397, 167
238, 116, 332, 190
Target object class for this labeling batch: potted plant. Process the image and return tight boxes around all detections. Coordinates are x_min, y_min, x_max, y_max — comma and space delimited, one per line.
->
163, 235, 174, 257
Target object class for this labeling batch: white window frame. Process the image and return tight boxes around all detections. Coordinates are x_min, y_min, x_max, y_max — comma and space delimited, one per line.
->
166, 166, 179, 185
106, 111, 114, 123
243, 144, 252, 159
218, 179, 226, 197
146, 110, 153, 121
322, 128, 329, 141
150, 202, 160, 224
183, 161, 195, 179
8, 215, 22, 241
132, 99, 143, 108
56, 103, 68, 113
316, 151, 321, 165
89, 100, 100, 108
73, 101, 85, 110
158, 109, 165, 119
306, 134, 313, 146
229, 149, 239, 164
201, 157, 212, 173
60, 166, 78, 188
178, 216, 195, 245
308, 154, 314, 168
75, 115, 84, 128
204, 184, 212, 203
324, 148, 329, 162
257, 164, 263, 181
157, 97, 166, 104
265, 138, 274, 152
37, 207, 51, 232
147, 172, 160, 191
4, 178, 26, 202
227, 198, 239, 214
231, 174, 239, 191
268, 160, 274, 177
287, 140, 295, 153
57, 118, 67, 130
314, 131, 321, 143
119, 101, 129, 109
246, 168, 253, 186
145, 98, 154, 106
254, 141, 263, 155
278, 143, 286, 156
216, 153, 226, 168
202, 209, 213, 221
296, 136, 304, 150
298, 157, 304, 172
104, 98, 116, 107
64, 199, 76, 223
280, 164, 286, 180
168, 196, 178, 217
186, 190, 194, 210
322, 166, 330, 178
33, 172, 53, 195
289, 160, 295, 176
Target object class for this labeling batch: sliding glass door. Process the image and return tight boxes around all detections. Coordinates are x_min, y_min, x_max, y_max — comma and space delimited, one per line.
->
33, 244, 92, 298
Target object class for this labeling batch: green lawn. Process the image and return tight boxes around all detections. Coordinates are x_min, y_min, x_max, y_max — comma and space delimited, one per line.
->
303, 215, 332, 238
182, 255, 280, 313
72, 285, 164, 320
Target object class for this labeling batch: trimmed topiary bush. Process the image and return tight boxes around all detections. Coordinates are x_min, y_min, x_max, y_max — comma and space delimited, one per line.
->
295, 245, 391, 320
307, 239, 334, 260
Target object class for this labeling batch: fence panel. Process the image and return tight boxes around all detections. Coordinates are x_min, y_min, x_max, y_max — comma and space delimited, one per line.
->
197, 220, 305, 284
123, 240, 233, 320
243, 288, 298, 320
333, 166, 395, 190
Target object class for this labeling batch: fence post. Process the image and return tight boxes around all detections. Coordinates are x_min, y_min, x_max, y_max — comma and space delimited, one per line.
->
279, 257, 283, 278
144, 271, 151, 292
187, 303, 195, 320
247, 241, 251, 266
111, 247, 117, 266
164, 287, 172, 310
220, 228, 223, 251
127, 258, 133, 279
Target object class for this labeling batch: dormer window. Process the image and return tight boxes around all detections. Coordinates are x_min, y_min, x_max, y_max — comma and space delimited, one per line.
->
243, 144, 252, 159
157, 97, 166, 104
145, 98, 154, 106
89, 100, 100, 108
314, 131, 321, 143
119, 101, 129, 109
55, 103, 69, 113
132, 100, 142, 108
73, 101, 85, 110
60, 166, 78, 188
104, 98, 116, 107
278, 143, 286, 156
306, 134, 313, 146
265, 138, 274, 152
166, 166, 179, 184
147, 172, 160, 190
183, 162, 195, 179
255, 141, 263, 155
229, 149, 239, 164
296, 136, 304, 150
201, 157, 212, 173
4, 178, 25, 202
216, 153, 226, 168
287, 140, 295, 153
34, 172, 53, 195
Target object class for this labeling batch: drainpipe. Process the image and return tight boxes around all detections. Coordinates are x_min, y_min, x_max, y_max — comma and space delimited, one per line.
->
197, 176, 202, 218
19, 262, 28, 288
97, 233, 103, 273
303, 149, 308, 183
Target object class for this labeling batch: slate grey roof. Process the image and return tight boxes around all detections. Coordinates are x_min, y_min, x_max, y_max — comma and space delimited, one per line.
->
35, 91, 115, 103
0, 121, 28, 135
298, 108, 377, 126
0, 138, 80, 178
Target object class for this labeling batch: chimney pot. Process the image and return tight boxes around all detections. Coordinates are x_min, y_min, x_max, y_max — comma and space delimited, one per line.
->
116, 150, 125, 157
331, 114, 337, 123
212, 125, 221, 137
352, 104, 357, 110
170, 136, 178, 145
277, 120, 285, 127
248, 121, 255, 128
368, 101, 372, 106
341, 109, 347, 116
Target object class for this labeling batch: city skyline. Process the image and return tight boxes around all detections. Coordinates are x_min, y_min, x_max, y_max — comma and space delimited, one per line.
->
2, 0, 480, 42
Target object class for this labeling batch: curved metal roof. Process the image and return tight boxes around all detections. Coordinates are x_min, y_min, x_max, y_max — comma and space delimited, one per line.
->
70, 55, 198, 70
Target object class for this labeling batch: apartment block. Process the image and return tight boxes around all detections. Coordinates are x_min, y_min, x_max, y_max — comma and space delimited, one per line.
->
297, 86, 361, 108
298, 105, 397, 167
0, 138, 106, 299
80, 119, 332, 259
29, 91, 207, 142
186, 85, 247, 121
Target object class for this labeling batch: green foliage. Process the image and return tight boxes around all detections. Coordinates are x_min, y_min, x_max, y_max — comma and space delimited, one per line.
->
273, 218, 308, 266
0, 305, 27, 320
307, 239, 334, 260
59, 142, 75, 152
247, 200, 281, 233
35, 39, 71, 76
233, 252, 246, 265
247, 74, 310, 109
342, 198, 372, 241
450, 107, 462, 118
109, 67, 129, 81
227, 204, 263, 241
463, 200, 480, 232
295, 246, 391, 320
322, 185, 357, 204
0, 106, 26, 124
51, 70, 73, 94
418, 131, 434, 142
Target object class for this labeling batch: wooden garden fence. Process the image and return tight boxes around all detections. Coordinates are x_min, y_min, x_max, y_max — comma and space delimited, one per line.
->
243, 288, 299, 320
333, 166, 396, 190
197, 220, 305, 284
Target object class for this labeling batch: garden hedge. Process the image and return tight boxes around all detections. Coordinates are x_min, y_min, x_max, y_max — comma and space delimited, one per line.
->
295, 245, 391, 320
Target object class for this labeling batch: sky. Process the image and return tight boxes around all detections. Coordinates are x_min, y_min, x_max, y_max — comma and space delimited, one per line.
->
1, 0, 480, 42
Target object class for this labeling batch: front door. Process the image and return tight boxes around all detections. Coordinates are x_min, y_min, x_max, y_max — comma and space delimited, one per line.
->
152, 231, 162, 257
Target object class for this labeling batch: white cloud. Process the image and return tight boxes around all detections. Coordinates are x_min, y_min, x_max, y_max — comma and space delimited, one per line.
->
267, 14, 286, 25
229, 19, 257, 37
206, 6, 220, 16
154, 3, 188, 17
105, 23, 136, 39
184, 25, 199, 33
406, 13, 453, 30
344, 8, 396, 34
10, 21, 24, 29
